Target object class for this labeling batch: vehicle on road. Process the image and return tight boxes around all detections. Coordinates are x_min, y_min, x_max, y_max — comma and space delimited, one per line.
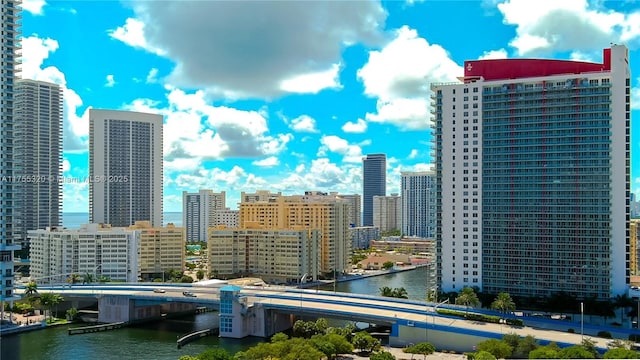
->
182, 291, 197, 297
153, 289, 166, 293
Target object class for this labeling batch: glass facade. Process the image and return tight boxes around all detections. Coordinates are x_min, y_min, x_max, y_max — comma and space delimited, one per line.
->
362, 154, 386, 227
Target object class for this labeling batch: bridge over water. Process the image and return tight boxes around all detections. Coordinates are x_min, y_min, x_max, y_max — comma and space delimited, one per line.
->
18, 283, 614, 353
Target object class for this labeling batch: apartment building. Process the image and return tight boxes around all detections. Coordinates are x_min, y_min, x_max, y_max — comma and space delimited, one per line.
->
183, 190, 226, 242
373, 194, 401, 233
432, 45, 630, 299
89, 109, 163, 227
209, 223, 320, 283
28, 224, 139, 283
338, 194, 362, 227
401, 171, 436, 238
129, 221, 185, 280
239, 194, 351, 275
350, 226, 380, 250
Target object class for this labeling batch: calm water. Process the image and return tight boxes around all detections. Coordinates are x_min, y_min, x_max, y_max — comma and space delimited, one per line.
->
1, 267, 426, 359
62, 212, 183, 228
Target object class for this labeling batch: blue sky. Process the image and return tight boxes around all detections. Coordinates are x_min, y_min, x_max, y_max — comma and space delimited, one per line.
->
20, 0, 640, 212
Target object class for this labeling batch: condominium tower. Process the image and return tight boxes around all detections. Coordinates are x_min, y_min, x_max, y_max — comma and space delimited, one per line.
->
89, 109, 163, 227
432, 45, 630, 300
14, 80, 63, 247
401, 171, 436, 238
0, 0, 22, 304
362, 154, 386, 226
372, 194, 401, 233
183, 190, 226, 242
339, 194, 362, 227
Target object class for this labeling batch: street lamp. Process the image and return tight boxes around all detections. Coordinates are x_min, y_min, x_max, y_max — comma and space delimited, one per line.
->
581, 302, 584, 342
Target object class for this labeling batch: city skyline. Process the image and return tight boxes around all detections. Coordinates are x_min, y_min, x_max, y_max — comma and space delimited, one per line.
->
19, 0, 640, 213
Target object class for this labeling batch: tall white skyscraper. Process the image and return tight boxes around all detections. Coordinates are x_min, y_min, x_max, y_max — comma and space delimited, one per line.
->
373, 194, 401, 233
432, 45, 630, 300
183, 190, 226, 242
89, 109, 163, 227
401, 171, 436, 238
14, 80, 63, 247
0, 0, 22, 304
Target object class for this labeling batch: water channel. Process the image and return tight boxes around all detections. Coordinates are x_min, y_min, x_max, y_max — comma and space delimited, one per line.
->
1, 267, 427, 360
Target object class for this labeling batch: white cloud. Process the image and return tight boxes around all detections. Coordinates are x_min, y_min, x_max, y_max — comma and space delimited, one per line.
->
280, 64, 342, 94
62, 159, 71, 173
318, 135, 363, 163
342, 118, 368, 133
125, 87, 292, 169
21, 35, 87, 152
114, 1, 386, 98
108, 18, 166, 56
479, 48, 508, 60
146, 68, 159, 83
252, 156, 280, 167
632, 77, 640, 110
496, 0, 640, 55
105, 74, 116, 87
408, 149, 419, 159
357, 26, 462, 130
21, 0, 46, 15
289, 115, 319, 133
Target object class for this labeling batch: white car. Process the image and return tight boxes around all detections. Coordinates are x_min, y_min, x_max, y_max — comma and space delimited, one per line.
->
153, 289, 166, 293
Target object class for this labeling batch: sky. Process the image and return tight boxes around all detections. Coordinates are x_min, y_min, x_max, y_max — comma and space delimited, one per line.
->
20, 0, 640, 213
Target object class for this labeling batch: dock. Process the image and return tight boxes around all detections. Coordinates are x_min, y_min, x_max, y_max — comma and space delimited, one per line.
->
68, 321, 127, 335
176, 328, 219, 348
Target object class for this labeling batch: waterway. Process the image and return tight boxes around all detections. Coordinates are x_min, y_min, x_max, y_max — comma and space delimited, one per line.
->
1, 267, 427, 360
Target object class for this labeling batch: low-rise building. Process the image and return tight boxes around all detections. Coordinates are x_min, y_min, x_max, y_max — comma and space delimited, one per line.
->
129, 221, 185, 281
370, 236, 435, 256
209, 223, 319, 284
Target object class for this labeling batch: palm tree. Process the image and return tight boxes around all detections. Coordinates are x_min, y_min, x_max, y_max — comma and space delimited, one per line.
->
379, 286, 394, 297
613, 294, 634, 325
392, 287, 409, 299
68, 274, 82, 284
491, 292, 516, 317
83, 272, 95, 284
37, 292, 54, 322
24, 281, 38, 297
455, 287, 480, 315
49, 294, 64, 320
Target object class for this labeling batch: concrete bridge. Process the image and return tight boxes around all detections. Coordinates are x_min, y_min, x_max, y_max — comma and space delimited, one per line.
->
19, 283, 615, 353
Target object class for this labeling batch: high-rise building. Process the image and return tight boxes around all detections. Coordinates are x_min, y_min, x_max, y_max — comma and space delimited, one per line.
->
362, 154, 386, 226
182, 190, 226, 242
401, 171, 436, 238
89, 109, 163, 227
129, 221, 185, 281
0, 0, 22, 305
350, 226, 379, 250
239, 194, 351, 275
240, 190, 282, 204
14, 80, 63, 248
373, 194, 401, 233
432, 45, 630, 299
214, 209, 239, 228
339, 194, 362, 227
631, 219, 639, 275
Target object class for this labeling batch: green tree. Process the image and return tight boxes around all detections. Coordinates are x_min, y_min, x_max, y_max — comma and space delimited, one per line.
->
379, 286, 394, 297
98, 275, 110, 283
403, 342, 435, 360
604, 348, 640, 359
580, 338, 598, 358
474, 351, 497, 360
456, 287, 481, 315
516, 335, 538, 358
382, 261, 394, 270
392, 287, 409, 299
352, 331, 381, 353
614, 294, 635, 325
66, 307, 78, 321
476, 339, 512, 359
38, 292, 63, 322
180, 275, 194, 283
83, 272, 95, 284
271, 332, 289, 342
529, 344, 560, 359
193, 348, 232, 360
24, 281, 38, 297
370, 351, 396, 360
558, 345, 595, 359
68, 274, 82, 284
491, 292, 516, 316
196, 270, 205, 281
